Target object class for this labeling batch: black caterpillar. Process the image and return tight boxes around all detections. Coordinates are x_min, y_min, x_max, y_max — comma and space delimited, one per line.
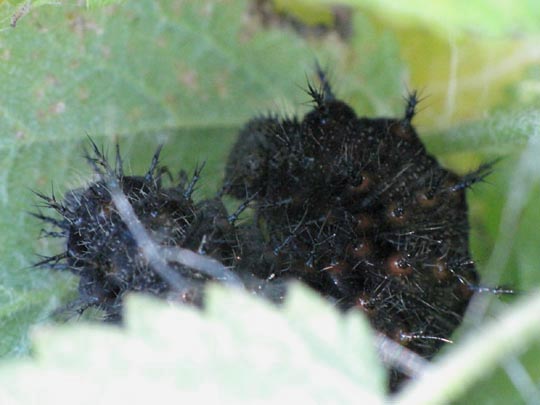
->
224, 71, 496, 360
35, 71, 500, 388
34, 142, 279, 321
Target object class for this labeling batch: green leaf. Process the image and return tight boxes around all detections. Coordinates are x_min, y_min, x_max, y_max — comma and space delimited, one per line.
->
0, 0, 66, 30
425, 106, 540, 156
85, 0, 124, 10
278, 0, 540, 130
0, 0, 404, 356
301, 0, 540, 38
2, 0, 540, 402
394, 290, 540, 404
0, 285, 385, 403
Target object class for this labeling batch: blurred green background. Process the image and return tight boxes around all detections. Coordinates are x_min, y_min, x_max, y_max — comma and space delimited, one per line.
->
0, 0, 539, 402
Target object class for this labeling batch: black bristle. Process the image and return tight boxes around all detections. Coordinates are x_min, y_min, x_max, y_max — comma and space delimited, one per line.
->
222, 69, 507, 389
34, 70, 511, 391
34, 142, 269, 320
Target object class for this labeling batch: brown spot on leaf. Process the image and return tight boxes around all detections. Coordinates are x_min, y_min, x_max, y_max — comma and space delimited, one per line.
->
177, 67, 199, 90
